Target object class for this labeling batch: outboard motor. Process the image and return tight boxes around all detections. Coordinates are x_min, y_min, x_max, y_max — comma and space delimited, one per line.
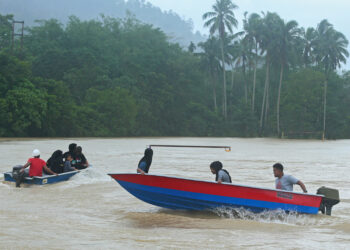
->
317, 186, 340, 216
12, 165, 25, 188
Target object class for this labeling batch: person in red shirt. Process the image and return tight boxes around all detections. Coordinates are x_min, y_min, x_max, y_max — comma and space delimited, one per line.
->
21, 149, 57, 177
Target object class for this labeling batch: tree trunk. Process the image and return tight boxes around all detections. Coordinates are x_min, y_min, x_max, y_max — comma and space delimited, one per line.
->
212, 78, 217, 112
259, 59, 269, 130
323, 78, 328, 140
210, 69, 217, 112
220, 38, 227, 119
231, 64, 235, 90
252, 53, 257, 113
264, 71, 270, 127
277, 64, 284, 136
243, 58, 248, 104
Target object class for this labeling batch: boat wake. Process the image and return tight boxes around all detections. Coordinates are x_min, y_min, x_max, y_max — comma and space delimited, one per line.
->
212, 207, 321, 226
59, 166, 112, 188
0, 181, 11, 189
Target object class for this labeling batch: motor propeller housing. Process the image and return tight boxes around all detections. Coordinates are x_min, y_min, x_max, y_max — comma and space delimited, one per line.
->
317, 186, 340, 216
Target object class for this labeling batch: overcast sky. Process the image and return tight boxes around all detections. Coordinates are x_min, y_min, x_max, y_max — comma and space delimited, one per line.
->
147, 0, 350, 69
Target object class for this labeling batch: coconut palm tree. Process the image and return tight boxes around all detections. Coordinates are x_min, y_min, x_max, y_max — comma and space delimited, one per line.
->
313, 20, 349, 139
203, 0, 238, 119
259, 12, 281, 131
198, 37, 222, 112
230, 37, 252, 103
302, 27, 317, 67
276, 19, 300, 136
243, 12, 262, 112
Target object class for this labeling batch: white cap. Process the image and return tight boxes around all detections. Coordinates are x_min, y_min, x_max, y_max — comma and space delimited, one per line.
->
32, 149, 40, 157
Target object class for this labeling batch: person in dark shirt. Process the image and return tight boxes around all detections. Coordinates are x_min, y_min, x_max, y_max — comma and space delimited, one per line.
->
47, 150, 64, 174
137, 148, 153, 175
72, 146, 89, 170
63, 143, 77, 159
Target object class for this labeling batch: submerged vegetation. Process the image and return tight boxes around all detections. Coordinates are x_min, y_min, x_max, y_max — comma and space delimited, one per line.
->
0, 0, 349, 138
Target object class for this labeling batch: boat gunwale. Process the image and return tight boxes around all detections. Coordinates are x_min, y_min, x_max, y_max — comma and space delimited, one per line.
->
4, 170, 80, 180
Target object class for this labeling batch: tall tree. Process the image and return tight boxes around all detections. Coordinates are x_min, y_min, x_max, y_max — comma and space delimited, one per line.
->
259, 12, 281, 131
314, 20, 349, 139
203, 0, 238, 119
198, 37, 222, 112
0, 14, 13, 50
276, 19, 300, 136
302, 27, 317, 67
243, 12, 262, 112
230, 37, 251, 103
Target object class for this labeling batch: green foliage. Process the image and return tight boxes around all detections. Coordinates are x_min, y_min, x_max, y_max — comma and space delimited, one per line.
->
5, 80, 48, 136
281, 70, 325, 134
0, 10, 349, 139
0, 14, 13, 50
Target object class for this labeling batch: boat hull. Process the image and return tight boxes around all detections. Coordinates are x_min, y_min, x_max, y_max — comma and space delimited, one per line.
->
109, 174, 323, 214
4, 171, 79, 185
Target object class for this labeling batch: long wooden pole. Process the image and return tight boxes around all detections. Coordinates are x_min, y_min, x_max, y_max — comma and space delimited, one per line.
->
149, 145, 231, 152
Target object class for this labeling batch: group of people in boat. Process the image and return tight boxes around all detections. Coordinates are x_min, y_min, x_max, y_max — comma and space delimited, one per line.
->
19, 143, 89, 178
136, 148, 308, 193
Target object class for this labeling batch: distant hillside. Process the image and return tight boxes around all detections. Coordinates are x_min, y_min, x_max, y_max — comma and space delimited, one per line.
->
0, 0, 205, 46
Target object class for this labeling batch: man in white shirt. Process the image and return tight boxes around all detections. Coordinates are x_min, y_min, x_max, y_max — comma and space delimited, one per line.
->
273, 163, 307, 193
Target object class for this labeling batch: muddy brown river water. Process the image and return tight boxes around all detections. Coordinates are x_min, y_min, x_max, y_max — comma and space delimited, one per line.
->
1, 138, 350, 249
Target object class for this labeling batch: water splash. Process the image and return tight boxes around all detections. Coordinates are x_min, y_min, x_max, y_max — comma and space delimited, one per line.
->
212, 207, 320, 226
59, 166, 112, 189
0, 181, 11, 189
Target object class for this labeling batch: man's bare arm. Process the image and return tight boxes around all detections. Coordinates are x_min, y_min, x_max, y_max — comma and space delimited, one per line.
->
297, 181, 307, 193
20, 162, 30, 172
43, 165, 57, 176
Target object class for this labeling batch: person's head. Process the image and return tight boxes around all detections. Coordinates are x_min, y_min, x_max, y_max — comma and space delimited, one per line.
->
273, 163, 284, 178
32, 149, 40, 158
66, 153, 72, 161
69, 143, 77, 152
210, 161, 223, 175
52, 150, 62, 158
144, 148, 153, 158
75, 146, 82, 155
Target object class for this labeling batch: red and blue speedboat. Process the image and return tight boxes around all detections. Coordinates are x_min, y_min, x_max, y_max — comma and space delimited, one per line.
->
109, 145, 339, 215
108, 173, 339, 215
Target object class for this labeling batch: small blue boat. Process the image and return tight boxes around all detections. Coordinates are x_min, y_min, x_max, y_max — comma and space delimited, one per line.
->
4, 171, 79, 185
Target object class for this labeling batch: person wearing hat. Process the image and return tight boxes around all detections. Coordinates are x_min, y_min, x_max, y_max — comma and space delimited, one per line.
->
20, 149, 58, 177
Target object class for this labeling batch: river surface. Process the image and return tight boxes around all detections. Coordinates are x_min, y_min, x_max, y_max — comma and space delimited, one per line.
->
0, 138, 350, 249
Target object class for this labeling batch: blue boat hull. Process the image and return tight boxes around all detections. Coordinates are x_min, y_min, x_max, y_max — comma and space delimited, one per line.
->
4, 171, 79, 185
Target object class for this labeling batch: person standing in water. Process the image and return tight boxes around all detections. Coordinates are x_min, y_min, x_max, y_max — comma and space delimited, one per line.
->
210, 161, 232, 184
273, 163, 307, 193
137, 148, 153, 175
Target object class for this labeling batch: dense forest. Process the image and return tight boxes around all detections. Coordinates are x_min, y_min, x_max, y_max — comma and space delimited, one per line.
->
0, 0, 205, 46
0, 0, 350, 139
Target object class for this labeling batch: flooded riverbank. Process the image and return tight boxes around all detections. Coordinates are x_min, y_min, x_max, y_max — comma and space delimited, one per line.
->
1, 138, 349, 249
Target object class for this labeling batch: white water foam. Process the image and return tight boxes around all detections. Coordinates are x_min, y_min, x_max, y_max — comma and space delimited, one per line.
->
0, 181, 11, 189
212, 207, 321, 226
59, 166, 112, 189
